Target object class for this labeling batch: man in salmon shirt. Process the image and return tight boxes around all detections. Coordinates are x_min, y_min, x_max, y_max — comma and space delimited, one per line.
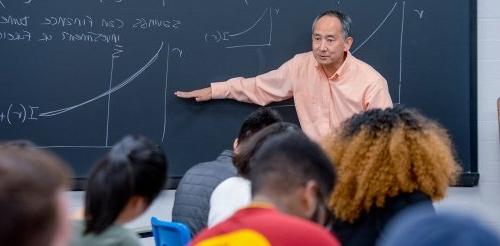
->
176, 10, 392, 142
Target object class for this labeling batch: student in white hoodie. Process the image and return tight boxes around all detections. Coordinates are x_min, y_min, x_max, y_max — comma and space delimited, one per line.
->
208, 122, 300, 226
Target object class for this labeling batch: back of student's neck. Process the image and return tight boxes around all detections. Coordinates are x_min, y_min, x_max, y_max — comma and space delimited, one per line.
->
252, 194, 288, 213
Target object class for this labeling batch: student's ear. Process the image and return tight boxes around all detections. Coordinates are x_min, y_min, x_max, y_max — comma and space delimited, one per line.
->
129, 196, 148, 215
302, 180, 319, 217
116, 196, 148, 224
233, 138, 239, 153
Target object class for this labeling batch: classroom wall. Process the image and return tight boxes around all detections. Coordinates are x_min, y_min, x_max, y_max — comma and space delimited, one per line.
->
66, 1, 500, 244
434, 0, 500, 234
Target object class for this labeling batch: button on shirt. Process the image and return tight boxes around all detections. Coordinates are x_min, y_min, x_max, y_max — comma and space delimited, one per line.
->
211, 51, 393, 142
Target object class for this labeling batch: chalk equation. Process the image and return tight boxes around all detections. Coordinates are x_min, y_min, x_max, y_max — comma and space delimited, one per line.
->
0, 104, 39, 125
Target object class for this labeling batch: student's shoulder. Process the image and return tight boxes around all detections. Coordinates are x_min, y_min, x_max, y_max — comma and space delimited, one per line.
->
105, 225, 141, 246
273, 214, 340, 245
212, 177, 249, 197
181, 161, 235, 179
70, 222, 140, 246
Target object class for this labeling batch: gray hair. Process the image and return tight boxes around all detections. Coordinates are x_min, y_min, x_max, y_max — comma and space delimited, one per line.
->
312, 10, 352, 39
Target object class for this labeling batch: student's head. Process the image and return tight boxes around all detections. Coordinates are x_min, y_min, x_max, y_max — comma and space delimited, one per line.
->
380, 206, 500, 246
0, 139, 36, 148
0, 145, 72, 246
84, 135, 168, 234
234, 107, 283, 151
312, 10, 353, 71
245, 128, 336, 225
324, 106, 460, 223
233, 122, 299, 177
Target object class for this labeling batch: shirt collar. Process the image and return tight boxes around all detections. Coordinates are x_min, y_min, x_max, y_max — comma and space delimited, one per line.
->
246, 202, 275, 209
335, 51, 353, 78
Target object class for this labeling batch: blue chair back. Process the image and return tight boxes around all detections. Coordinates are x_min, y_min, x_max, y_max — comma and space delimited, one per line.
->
151, 217, 192, 246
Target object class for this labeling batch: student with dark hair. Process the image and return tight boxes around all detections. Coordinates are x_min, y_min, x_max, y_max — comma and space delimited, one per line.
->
0, 144, 72, 246
172, 107, 282, 234
323, 106, 460, 246
248, 129, 336, 226
208, 122, 299, 226
192, 130, 340, 245
71, 135, 168, 246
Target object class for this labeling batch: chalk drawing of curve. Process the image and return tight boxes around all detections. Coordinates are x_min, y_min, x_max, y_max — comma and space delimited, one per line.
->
225, 7, 273, 49
350, 1, 407, 104
39, 42, 164, 117
352, 2, 398, 54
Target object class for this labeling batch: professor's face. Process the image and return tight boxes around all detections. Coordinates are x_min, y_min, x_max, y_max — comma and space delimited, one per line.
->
312, 16, 352, 71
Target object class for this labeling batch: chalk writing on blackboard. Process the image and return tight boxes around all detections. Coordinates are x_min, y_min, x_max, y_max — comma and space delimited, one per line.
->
204, 7, 276, 49
41, 16, 94, 28
352, 2, 398, 54
0, 30, 31, 41
414, 9, 424, 19
38, 32, 53, 41
0, 104, 39, 125
1, 13, 181, 46
0, 15, 29, 26
12, 40, 181, 148
398, 1, 406, 105
101, 18, 124, 29
38, 42, 165, 118
351, 1, 415, 105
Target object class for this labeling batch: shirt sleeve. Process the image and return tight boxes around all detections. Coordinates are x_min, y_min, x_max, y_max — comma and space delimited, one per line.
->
364, 77, 393, 110
207, 183, 226, 227
210, 57, 296, 106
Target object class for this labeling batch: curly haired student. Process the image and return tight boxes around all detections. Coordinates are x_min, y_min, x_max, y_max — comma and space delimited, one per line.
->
323, 106, 460, 246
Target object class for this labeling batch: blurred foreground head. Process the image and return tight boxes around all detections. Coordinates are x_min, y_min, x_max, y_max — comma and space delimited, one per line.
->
0, 144, 72, 246
380, 206, 500, 246
84, 135, 168, 234
239, 124, 336, 224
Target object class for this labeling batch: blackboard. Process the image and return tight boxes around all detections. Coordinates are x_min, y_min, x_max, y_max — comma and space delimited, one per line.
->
0, 0, 477, 187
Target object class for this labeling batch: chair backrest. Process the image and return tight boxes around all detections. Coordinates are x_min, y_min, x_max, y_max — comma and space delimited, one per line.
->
151, 217, 192, 246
